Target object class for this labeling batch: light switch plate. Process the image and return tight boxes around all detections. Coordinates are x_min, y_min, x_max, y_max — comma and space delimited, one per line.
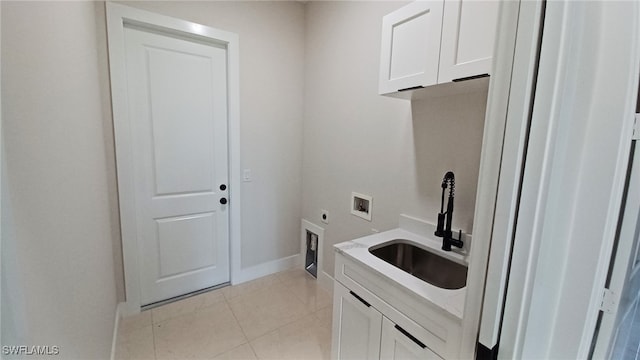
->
243, 169, 252, 182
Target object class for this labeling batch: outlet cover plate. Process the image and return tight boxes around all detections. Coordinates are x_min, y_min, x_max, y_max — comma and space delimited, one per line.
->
321, 209, 329, 224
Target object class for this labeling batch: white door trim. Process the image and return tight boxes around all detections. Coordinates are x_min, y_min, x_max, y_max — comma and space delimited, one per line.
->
499, 1, 640, 358
459, 1, 525, 357
106, 2, 241, 315
0, 2, 3, 347
473, 0, 545, 353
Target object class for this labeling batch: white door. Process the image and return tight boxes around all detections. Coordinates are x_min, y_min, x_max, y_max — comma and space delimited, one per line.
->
592, 139, 640, 358
123, 25, 230, 306
331, 282, 382, 360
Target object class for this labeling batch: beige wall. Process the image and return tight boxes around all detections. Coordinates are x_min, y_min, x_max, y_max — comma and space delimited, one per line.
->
302, 1, 488, 277
0, 1, 487, 355
108, 1, 306, 297
1, 2, 117, 358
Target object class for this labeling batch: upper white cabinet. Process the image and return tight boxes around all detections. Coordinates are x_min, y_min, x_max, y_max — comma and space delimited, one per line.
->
439, 0, 500, 83
379, 0, 499, 96
378, 1, 444, 94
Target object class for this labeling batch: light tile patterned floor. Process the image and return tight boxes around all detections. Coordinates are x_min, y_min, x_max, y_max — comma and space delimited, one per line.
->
115, 269, 333, 360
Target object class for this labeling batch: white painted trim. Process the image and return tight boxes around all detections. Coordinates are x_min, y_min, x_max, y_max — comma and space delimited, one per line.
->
109, 303, 124, 360
0, 2, 3, 353
0, 2, 3, 352
592, 142, 640, 357
318, 270, 334, 295
226, 13, 242, 287
474, 0, 545, 352
500, 1, 640, 358
461, 0, 525, 356
233, 254, 301, 285
105, 2, 241, 313
301, 219, 325, 278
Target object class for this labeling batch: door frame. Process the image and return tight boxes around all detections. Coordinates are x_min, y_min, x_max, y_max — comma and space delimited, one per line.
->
460, 1, 543, 357
106, 2, 241, 315
493, 1, 640, 358
592, 141, 640, 358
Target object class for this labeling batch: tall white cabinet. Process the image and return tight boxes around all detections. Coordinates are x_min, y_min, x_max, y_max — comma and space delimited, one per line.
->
378, 0, 499, 95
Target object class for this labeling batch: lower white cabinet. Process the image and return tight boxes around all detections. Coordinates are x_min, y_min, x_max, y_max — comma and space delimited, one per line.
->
332, 281, 382, 360
380, 317, 442, 360
332, 281, 442, 360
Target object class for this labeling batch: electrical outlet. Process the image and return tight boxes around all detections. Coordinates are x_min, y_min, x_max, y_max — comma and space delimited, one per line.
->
321, 209, 329, 224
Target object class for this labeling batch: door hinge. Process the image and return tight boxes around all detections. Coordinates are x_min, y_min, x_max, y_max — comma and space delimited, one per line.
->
600, 288, 618, 314
633, 114, 640, 141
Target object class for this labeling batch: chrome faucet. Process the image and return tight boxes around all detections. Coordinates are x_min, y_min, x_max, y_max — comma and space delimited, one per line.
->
435, 171, 463, 251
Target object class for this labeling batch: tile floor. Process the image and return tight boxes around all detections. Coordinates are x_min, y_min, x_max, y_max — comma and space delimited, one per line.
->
115, 269, 333, 360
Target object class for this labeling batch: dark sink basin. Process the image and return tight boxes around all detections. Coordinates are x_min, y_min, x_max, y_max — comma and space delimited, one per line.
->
369, 240, 467, 290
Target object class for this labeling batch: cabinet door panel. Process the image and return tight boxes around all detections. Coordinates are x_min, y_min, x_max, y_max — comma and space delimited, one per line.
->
380, 317, 443, 360
378, 1, 444, 94
438, 0, 499, 82
332, 282, 382, 360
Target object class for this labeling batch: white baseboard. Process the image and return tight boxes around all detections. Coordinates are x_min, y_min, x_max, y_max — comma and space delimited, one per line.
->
318, 270, 334, 295
119, 301, 140, 317
232, 254, 302, 285
110, 302, 124, 360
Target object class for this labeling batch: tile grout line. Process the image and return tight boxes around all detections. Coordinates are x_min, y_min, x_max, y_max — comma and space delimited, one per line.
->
223, 280, 267, 359
228, 270, 318, 343
150, 310, 159, 360
126, 269, 322, 360
225, 296, 252, 347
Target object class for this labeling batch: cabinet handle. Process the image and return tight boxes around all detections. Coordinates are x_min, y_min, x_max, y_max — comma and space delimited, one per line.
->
398, 85, 424, 92
452, 73, 489, 82
349, 291, 371, 307
394, 325, 426, 349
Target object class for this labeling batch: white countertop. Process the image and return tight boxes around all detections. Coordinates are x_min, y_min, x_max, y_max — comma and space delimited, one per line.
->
333, 215, 469, 319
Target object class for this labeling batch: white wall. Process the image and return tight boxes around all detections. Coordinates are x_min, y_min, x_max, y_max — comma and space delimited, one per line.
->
1, 2, 117, 358
302, 1, 488, 278
114, 1, 306, 283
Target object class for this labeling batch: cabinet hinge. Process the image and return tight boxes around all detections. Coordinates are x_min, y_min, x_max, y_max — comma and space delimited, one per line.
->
633, 114, 640, 141
600, 288, 617, 314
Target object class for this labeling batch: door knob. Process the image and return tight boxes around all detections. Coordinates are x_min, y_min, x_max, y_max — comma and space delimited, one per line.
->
220, 197, 228, 205
220, 184, 227, 191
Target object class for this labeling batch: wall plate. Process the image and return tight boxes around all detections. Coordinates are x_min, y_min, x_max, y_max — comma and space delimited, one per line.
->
321, 209, 329, 224
351, 192, 373, 221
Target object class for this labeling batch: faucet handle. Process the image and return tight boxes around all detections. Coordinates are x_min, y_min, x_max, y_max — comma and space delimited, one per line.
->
434, 213, 446, 237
